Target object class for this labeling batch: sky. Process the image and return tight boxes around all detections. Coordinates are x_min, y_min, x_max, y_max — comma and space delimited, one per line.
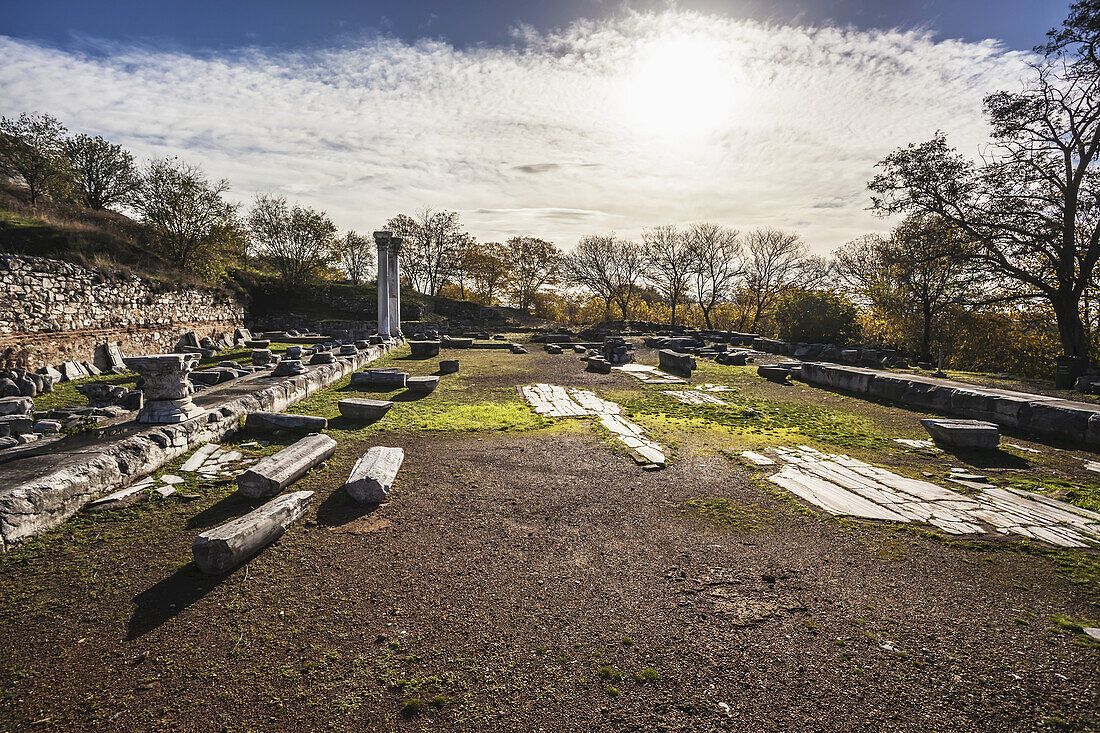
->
0, 1, 1072, 253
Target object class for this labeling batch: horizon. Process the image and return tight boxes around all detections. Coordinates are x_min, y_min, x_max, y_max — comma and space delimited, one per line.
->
1, 1, 1071, 252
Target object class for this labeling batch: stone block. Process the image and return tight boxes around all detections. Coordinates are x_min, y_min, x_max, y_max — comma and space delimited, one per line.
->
245, 411, 328, 434
251, 349, 274, 367
344, 447, 404, 504
757, 364, 791, 383
438, 360, 459, 374
0, 397, 32, 416
0, 415, 34, 436
921, 418, 1000, 450
272, 359, 306, 377
337, 398, 394, 422
658, 349, 696, 374
351, 369, 407, 389
309, 352, 336, 365
409, 340, 441, 358
406, 376, 439, 394
237, 433, 337, 498
193, 491, 315, 574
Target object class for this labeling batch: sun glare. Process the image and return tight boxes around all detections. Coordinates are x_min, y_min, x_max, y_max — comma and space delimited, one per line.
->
620, 33, 741, 146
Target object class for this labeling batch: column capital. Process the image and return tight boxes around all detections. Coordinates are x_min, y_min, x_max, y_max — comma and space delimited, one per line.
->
372, 230, 392, 247
389, 236, 403, 253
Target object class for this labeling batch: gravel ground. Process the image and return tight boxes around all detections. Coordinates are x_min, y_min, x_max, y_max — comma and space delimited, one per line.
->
0, 346, 1098, 732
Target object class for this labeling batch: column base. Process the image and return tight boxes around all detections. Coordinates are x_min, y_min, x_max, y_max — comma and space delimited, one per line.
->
138, 399, 207, 424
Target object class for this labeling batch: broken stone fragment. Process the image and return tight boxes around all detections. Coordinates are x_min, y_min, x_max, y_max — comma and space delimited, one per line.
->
237, 433, 337, 498
658, 349, 696, 374
192, 490, 314, 574
272, 359, 306, 376
337, 398, 393, 422
439, 360, 459, 374
344, 446, 404, 503
245, 412, 327, 434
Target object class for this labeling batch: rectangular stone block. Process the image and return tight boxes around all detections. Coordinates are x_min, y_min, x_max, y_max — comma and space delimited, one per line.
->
245, 411, 327, 434
193, 490, 314, 574
344, 447, 404, 503
237, 433, 336, 498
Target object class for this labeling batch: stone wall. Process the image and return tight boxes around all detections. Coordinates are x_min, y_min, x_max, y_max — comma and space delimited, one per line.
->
0, 255, 244, 369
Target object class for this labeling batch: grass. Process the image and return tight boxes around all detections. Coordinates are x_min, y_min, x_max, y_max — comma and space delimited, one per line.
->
285, 347, 553, 437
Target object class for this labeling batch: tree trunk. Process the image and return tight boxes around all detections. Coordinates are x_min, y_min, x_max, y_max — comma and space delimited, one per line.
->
701, 302, 714, 330
920, 301, 933, 363
670, 301, 678, 327
1053, 291, 1091, 360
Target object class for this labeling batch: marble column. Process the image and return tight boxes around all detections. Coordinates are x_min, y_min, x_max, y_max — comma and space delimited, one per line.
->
373, 231, 392, 337
123, 353, 205, 424
388, 236, 403, 337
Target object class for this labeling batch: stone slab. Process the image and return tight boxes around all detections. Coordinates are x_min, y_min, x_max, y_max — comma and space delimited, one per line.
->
193, 490, 314, 574
921, 418, 1000, 450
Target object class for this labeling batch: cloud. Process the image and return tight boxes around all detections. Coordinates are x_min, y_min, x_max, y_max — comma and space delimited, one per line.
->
0, 10, 1033, 253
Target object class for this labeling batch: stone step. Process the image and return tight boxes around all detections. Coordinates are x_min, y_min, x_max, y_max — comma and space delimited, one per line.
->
192, 490, 314, 574
237, 433, 337, 498
344, 446, 405, 503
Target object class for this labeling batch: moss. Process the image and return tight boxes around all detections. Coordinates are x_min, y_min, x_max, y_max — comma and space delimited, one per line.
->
682, 498, 774, 533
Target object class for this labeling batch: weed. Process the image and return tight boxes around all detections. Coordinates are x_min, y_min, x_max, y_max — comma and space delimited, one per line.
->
401, 698, 427, 717
633, 668, 659, 683
605, 686, 620, 697
682, 498, 774, 532
597, 666, 621, 682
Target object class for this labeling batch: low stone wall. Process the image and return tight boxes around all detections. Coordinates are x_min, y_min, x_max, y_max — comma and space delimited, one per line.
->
0, 255, 244, 370
0, 340, 401, 551
799, 363, 1100, 449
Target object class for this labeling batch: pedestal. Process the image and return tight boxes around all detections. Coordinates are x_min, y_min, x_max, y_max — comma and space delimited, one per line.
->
123, 354, 206, 424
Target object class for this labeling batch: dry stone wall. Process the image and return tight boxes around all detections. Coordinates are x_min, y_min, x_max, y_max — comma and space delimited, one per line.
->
0, 255, 244, 369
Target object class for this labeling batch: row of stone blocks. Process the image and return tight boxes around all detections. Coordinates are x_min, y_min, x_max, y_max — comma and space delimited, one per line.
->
798, 362, 1100, 450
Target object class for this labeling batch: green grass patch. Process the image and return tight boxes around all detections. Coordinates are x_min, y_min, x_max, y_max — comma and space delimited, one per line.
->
682, 498, 774, 533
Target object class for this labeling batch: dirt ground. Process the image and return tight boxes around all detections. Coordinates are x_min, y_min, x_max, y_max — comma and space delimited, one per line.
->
1, 342, 1098, 732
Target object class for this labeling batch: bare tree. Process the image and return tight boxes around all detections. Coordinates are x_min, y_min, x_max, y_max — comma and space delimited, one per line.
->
248, 193, 339, 285
384, 208, 470, 296
611, 239, 645, 320
687, 223, 743, 330
565, 235, 619, 319
132, 157, 241, 274
0, 112, 69, 205
642, 225, 694, 326
65, 133, 137, 210
341, 230, 375, 286
742, 228, 820, 332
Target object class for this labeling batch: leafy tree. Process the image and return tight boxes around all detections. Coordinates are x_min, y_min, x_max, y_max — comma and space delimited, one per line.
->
248, 193, 339, 286
870, 8, 1100, 361
463, 241, 511, 305
341, 230, 375, 285
642, 225, 693, 326
65, 133, 137, 210
132, 157, 241, 277
0, 112, 70, 205
506, 236, 562, 311
774, 290, 861, 345
835, 217, 982, 361
687, 223, 743, 330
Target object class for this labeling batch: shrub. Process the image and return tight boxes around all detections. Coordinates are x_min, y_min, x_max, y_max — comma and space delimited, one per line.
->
775, 289, 860, 344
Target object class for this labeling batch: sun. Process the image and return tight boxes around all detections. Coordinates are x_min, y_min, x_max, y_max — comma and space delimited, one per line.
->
619, 33, 741, 146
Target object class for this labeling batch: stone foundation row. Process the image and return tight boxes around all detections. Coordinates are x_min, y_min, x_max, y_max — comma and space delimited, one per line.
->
798, 363, 1100, 450
0, 339, 403, 551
